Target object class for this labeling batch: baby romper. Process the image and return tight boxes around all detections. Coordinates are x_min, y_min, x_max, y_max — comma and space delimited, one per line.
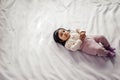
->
80, 35, 111, 56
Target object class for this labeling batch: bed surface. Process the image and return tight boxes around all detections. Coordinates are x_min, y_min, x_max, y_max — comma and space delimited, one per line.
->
0, 0, 120, 80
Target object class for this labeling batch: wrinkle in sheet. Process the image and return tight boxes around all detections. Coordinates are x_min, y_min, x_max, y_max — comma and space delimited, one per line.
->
0, 0, 120, 80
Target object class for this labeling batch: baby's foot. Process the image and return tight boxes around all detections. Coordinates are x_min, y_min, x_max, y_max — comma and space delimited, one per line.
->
107, 51, 115, 57
105, 45, 115, 53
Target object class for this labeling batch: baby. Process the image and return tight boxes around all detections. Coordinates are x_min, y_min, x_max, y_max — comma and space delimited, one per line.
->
53, 28, 116, 57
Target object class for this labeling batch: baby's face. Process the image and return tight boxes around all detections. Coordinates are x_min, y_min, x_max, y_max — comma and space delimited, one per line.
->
58, 29, 70, 41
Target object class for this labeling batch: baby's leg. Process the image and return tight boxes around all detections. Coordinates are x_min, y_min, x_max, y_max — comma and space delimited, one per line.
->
82, 42, 115, 57
93, 35, 110, 47
81, 39, 110, 56
95, 46, 115, 57
93, 35, 115, 53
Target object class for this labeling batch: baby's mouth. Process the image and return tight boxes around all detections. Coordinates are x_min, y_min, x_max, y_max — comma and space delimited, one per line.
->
65, 33, 69, 37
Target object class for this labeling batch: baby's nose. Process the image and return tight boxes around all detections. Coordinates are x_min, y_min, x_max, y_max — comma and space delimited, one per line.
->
64, 31, 68, 34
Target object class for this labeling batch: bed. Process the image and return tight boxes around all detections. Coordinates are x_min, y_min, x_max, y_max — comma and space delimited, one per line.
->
0, 0, 120, 80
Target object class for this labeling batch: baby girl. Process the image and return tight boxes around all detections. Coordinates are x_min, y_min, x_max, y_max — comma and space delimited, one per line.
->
53, 28, 115, 57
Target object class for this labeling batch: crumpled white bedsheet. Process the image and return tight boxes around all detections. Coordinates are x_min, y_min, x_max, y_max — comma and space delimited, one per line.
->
0, 0, 120, 80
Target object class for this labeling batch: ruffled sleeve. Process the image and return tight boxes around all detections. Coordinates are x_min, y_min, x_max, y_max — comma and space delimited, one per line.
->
65, 39, 82, 51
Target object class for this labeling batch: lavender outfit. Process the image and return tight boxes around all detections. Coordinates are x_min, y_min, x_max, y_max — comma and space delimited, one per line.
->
65, 30, 115, 57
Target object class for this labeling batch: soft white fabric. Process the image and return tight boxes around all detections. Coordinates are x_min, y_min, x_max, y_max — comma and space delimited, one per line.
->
0, 0, 120, 80
65, 30, 82, 51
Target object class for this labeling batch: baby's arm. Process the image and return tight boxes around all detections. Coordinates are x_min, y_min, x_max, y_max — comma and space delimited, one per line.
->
76, 28, 86, 34
65, 39, 82, 51
70, 40, 82, 51
75, 28, 86, 41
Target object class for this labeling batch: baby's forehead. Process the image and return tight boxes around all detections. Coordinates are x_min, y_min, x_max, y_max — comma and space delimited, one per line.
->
58, 29, 63, 33
58, 28, 66, 33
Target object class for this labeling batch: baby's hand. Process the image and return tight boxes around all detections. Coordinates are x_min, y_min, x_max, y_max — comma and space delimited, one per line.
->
80, 31, 86, 41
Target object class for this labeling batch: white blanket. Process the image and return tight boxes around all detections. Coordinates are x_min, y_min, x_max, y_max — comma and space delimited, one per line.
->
0, 0, 120, 80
